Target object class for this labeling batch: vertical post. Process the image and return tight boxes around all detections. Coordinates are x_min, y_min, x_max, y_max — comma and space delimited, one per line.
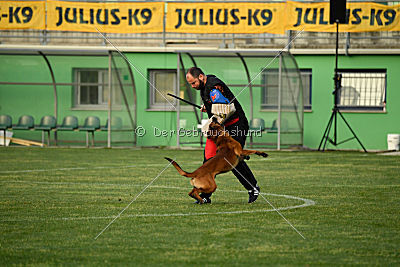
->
102, 33, 107, 46
162, 3, 167, 47
107, 51, 112, 148
176, 53, 180, 148
334, 22, 339, 145
286, 30, 292, 51
42, 0, 48, 45
39, 51, 58, 145
41, 30, 48, 45
278, 54, 282, 150
236, 53, 253, 122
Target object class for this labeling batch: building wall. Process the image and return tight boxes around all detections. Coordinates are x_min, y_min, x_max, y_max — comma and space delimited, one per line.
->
296, 54, 400, 151
128, 52, 179, 147
1, 52, 399, 150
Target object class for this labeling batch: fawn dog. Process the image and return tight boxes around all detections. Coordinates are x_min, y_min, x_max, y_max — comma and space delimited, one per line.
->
165, 120, 268, 204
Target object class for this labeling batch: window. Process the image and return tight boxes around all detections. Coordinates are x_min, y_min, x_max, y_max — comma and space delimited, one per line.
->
149, 69, 176, 109
74, 68, 109, 109
261, 69, 312, 111
301, 69, 312, 111
148, 69, 197, 110
337, 69, 386, 111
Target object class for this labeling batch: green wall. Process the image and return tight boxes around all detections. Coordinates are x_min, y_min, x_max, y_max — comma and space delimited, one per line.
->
126, 53, 178, 147
0, 54, 111, 144
1, 52, 399, 150
295, 54, 400, 151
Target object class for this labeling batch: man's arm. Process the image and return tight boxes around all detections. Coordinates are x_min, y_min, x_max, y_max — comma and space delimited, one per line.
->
209, 89, 236, 123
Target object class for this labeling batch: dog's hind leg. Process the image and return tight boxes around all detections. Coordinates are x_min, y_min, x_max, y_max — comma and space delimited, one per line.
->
188, 187, 204, 203
201, 176, 217, 194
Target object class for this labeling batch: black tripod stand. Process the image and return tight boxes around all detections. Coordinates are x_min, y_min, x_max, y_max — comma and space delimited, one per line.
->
318, 22, 367, 152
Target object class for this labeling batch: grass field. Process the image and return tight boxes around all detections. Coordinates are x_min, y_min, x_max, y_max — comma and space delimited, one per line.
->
0, 147, 399, 265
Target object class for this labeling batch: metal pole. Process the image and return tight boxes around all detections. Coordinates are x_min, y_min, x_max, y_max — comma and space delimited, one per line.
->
287, 30, 292, 51
162, 3, 167, 47
334, 22, 339, 145
39, 52, 57, 122
41, 30, 48, 45
278, 54, 282, 150
236, 53, 253, 122
345, 32, 350, 56
176, 53, 180, 148
39, 51, 58, 145
42, 0, 48, 45
123, 55, 137, 146
107, 51, 112, 148
179, 53, 200, 124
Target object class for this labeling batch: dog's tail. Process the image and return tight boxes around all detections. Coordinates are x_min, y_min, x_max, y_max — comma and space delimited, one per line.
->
165, 157, 193, 178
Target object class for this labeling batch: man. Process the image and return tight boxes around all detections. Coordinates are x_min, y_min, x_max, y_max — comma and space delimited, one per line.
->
186, 67, 260, 204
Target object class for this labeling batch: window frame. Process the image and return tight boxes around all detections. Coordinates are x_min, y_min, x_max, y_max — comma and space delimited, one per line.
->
336, 68, 387, 112
148, 69, 177, 111
73, 68, 109, 110
300, 69, 312, 111
261, 68, 312, 111
147, 68, 197, 111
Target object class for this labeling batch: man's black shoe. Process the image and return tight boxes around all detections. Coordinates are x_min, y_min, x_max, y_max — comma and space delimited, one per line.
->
248, 186, 260, 203
194, 197, 211, 204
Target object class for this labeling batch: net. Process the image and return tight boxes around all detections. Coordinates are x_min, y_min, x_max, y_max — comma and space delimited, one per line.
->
278, 52, 304, 148
109, 51, 137, 147
0, 51, 137, 147
177, 51, 304, 149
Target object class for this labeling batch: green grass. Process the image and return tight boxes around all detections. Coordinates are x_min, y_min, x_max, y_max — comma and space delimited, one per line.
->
0, 147, 399, 265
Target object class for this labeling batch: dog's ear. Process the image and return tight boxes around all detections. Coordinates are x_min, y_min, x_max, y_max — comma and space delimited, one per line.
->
212, 116, 219, 123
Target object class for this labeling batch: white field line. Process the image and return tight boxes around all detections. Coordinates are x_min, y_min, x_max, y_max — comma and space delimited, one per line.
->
0, 153, 362, 175
1, 180, 185, 188
0, 156, 316, 226
0, 157, 297, 175
94, 159, 175, 239
0, 162, 199, 174
0, 185, 315, 223
224, 157, 306, 239
2, 179, 396, 189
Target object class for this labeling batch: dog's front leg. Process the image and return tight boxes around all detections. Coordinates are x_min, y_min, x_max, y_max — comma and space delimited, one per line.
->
236, 146, 268, 159
231, 142, 268, 160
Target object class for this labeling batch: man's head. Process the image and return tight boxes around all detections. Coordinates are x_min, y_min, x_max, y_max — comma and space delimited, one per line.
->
186, 67, 206, 91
